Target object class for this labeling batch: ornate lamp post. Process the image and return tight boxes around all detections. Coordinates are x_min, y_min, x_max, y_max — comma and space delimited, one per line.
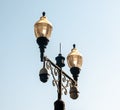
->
34, 12, 83, 110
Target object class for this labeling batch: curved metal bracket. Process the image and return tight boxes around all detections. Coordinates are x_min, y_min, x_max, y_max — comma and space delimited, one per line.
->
44, 57, 77, 96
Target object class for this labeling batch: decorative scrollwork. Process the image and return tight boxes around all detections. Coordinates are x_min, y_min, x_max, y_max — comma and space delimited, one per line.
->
52, 80, 56, 86
45, 60, 58, 89
62, 75, 66, 82
61, 77, 73, 95
44, 57, 76, 96
46, 61, 51, 70
63, 87, 67, 95
54, 68, 58, 76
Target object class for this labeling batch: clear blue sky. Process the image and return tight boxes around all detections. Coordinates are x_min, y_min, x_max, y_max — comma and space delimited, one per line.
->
0, 0, 120, 110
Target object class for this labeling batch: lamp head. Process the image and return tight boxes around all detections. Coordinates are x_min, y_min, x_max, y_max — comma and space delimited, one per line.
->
67, 44, 83, 69
39, 67, 49, 83
67, 44, 83, 81
34, 12, 53, 39
34, 12, 53, 61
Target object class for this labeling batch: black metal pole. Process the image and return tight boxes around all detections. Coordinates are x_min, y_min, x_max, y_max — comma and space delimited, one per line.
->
54, 53, 65, 110
54, 68, 65, 110
58, 68, 62, 100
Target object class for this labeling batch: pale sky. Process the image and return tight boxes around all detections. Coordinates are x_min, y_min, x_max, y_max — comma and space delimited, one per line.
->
0, 0, 120, 110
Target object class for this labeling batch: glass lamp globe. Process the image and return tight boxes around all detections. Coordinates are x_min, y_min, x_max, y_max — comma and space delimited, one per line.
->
34, 12, 53, 39
67, 44, 83, 69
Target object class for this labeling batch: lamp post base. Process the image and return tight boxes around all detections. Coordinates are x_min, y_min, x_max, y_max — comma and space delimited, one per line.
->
54, 100, 65, 110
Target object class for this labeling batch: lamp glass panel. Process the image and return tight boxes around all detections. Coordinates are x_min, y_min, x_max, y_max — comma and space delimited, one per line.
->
67, 48, 82, 69
34, 23, 52, 39
67, 55, 82, 68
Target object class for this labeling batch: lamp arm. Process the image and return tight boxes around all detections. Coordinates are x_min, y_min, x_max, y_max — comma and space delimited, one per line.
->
44, 57, 77, 85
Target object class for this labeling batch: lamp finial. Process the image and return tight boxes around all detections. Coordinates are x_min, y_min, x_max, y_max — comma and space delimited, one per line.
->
42, 12, 46, 16
60, 43, 61, 54
73, 44, 76, 48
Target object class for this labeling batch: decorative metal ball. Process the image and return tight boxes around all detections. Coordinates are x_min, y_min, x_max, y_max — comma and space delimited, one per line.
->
69, 86, 79, 99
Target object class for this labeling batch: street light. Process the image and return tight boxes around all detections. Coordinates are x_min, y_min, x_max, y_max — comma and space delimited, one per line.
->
67, 44, 83, 82
34, 12, 52, 61
34, 12, 83, 110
